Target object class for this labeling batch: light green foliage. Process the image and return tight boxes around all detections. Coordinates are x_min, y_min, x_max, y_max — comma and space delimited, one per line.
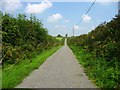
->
2, 46, 62, 88
2, 12, 63, 88
0, 68, 2, 89
56, 37, 64, 42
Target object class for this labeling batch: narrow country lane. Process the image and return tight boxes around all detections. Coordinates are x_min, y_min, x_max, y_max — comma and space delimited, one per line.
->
17, 38, 96, 88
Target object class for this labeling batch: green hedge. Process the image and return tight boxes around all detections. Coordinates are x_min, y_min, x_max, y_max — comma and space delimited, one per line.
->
68, 15, 120, 88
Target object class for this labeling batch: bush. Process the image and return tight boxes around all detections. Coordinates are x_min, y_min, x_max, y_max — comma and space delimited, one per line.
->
2, 13, 63, 66
68, 15, 120, 88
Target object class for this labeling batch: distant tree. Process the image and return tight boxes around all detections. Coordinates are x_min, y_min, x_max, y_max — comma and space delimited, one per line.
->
57, 34, 62, 37
65, 34, 68, 38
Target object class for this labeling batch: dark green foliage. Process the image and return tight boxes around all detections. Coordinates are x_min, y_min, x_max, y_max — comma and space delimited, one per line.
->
57, 34, 63, 37
2, 13, 63, 65
68, 15, 120, 88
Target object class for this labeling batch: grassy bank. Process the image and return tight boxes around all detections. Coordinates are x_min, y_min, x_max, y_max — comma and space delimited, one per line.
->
0, 67, 2, 89
2, 45, 62, 88
56, 37, 64, 41
69, 45, 119, 88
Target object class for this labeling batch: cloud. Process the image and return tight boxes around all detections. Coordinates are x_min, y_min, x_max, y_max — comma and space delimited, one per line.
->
98, 2, 112, 6
91, 26, 95, 30
17, 0, 118, 2
82, 14, 92, 23
74, 25, 80, 30
25, 0, 52, 14
2, 0, 22, 13
91, 25, 98, 30
47, 13, 62, 22
64, 19, 69, 23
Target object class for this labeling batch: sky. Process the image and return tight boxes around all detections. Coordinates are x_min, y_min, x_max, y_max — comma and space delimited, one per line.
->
1, 0, 118, 36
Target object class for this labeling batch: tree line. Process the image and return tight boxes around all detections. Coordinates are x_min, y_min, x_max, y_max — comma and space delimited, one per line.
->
1, 12, 63, 66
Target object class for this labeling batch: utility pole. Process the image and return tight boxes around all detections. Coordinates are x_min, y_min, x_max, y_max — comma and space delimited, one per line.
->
118, 1, 120, 16
73, 26, 74, 36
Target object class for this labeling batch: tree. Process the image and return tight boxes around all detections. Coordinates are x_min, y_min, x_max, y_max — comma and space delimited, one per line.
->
57, 34, 62, 37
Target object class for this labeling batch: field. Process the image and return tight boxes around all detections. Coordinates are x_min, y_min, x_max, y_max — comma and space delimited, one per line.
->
56, 37, 64, 41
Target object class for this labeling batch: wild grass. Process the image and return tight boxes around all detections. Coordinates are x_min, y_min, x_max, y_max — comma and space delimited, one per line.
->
56, 37, 63, 41
69, 45, 119, 88
2, 46, 62, 88
0, 67, 2, 89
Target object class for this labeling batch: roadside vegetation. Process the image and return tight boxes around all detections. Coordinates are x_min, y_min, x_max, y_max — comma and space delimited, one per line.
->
2, 12, 63, 65
68, 15, 120, 88
2, 46, 62, 88
1, 11, 64, 88
0, 68, 1, 88
55, 34, 64, 41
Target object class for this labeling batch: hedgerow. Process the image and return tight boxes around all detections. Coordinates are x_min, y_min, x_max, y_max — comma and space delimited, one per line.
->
68, 15, 120, 88
1, 12, 63, 66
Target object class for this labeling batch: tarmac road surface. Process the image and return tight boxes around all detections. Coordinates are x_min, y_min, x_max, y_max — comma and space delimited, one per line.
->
17, 38, 96, 88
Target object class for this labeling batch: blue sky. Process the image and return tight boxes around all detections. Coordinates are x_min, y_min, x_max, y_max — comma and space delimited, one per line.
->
2, 0, 118, 36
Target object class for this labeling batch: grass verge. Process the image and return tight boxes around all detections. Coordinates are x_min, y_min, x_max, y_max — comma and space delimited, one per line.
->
0, 67, 2, 89
56, 37, 63, 41
69, 45, 119, 88
2, 45, 62, 88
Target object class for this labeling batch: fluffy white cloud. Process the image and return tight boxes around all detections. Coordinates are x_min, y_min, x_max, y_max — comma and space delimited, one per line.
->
91, 26, 95, 30
64, 19, 69, 23
92, 25, 98, 30
25, 0, 52, 14
74, 25, 80, 30
2, 0, 22, 13
82, 14, 92, 23
99, 2, 112, 6
47, 13, 62, 22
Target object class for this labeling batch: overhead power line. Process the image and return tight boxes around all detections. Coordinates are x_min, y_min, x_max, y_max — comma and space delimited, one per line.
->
76, 0, 96, 26
73, 0, 96, 36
